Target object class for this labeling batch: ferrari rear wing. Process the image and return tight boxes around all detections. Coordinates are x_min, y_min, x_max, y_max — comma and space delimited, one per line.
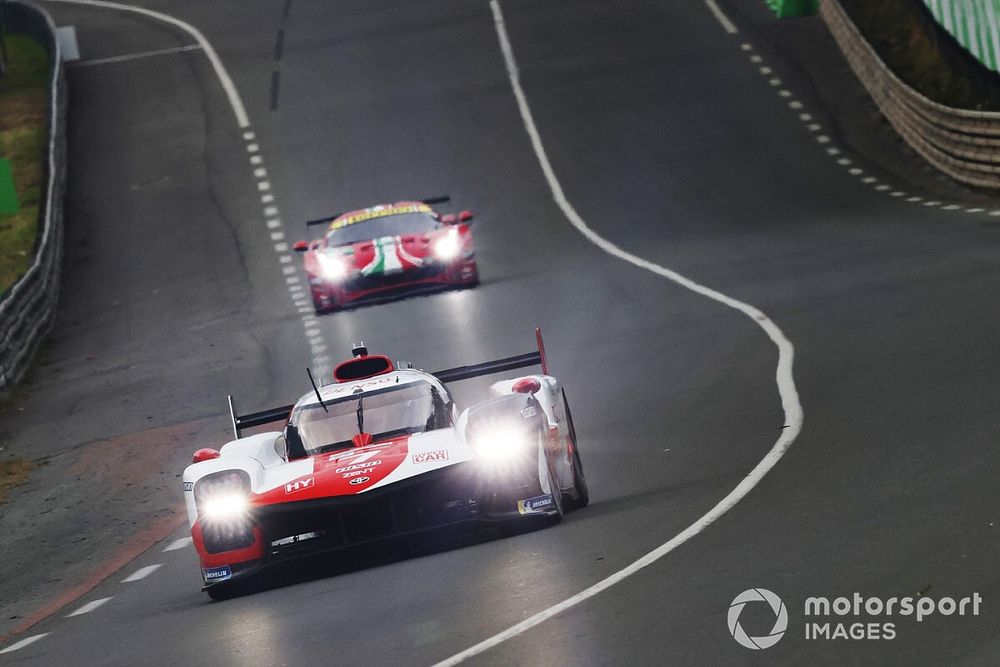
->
433, 328, 550, 384
228, 395, 294, 439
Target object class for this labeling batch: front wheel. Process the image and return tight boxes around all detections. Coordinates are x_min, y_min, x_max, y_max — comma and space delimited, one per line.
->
562, 389, 589, 511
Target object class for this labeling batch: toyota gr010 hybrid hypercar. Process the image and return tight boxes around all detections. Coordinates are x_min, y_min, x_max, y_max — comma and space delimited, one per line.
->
182, 330, 588, 598
293, 196, 478, 314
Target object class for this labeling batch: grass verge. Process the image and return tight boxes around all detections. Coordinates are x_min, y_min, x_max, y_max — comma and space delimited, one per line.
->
840, 0, 1000, 111
0, 34, 49, 296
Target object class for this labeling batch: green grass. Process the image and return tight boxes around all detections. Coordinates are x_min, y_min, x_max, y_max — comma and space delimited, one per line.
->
840, 0, 1000, 111
0, 34, 49, 296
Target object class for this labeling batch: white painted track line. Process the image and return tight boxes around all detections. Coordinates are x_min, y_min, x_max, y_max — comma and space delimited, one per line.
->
70, 44, 201, 67
432, 3, 805, 665
66, 597, 113, 617
0, 633, 49, 654
121, 563, 163, 583
46, 0, 251, 128
703, 0, 737, 34
163, 537, 192, 552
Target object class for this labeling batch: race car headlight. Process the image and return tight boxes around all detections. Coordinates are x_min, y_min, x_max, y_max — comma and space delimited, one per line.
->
195, 471, 251, 523
432, 231, 461, 261
201, 493, 249, 522
473, 422, 532, 463
317, 252, 348, 280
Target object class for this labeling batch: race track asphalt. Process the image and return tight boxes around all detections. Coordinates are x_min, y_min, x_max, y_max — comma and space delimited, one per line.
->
1, 0, 999, 664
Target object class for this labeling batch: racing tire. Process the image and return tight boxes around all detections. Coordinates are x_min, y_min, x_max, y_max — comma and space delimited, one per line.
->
561, 389, 589, 511
206, 582, 238, 601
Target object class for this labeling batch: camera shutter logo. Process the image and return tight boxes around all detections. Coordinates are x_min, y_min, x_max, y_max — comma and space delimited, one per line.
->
728, 589, 788, 650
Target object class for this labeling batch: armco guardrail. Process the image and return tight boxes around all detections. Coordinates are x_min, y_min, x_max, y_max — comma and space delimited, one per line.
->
821, 0, 1000, 189
0, 2, 66, 391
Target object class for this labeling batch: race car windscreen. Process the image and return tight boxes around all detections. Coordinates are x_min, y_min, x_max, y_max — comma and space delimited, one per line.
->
326, 212, 439, 246
293, 381, 451, 455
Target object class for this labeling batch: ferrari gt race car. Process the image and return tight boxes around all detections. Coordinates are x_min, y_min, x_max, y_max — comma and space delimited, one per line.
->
293, 197, 478, 314
182, 330, 588, 599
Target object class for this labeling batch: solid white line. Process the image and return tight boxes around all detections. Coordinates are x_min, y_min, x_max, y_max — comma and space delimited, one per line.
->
122, 563, 162, 582
46, 0, 250, 128
0, 633, 49, 654
71, 44, 201, 66
703, 0, 738, 34
433, 4, 804, 666
163, 537, 192, 552
66, 597, 113, 617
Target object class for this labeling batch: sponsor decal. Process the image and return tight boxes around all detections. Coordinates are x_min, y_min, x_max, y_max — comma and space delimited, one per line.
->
182, 481, 194, 492
516, 494, 554, 515
520, 406, 539, 418
349, 476, 370, 485
336, 460, 381, 474
412, 450, 448, 464
285, 477, 314, 494
202, 565, 232, 583
332, 204, 430, 229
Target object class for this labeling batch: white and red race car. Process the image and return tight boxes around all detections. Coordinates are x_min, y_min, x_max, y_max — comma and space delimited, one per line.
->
182, 330, 588, 598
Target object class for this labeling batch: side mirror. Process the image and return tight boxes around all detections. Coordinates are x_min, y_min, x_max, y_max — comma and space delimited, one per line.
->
293, 240, 309, 253
512, 377, 541, 395
274, 434, 288, 460
458, 210, 474, 222
192, 448, 221, 463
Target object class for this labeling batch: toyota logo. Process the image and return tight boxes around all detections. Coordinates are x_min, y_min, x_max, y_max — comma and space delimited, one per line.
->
349, 477, 369, 485
728, 588, 788, 650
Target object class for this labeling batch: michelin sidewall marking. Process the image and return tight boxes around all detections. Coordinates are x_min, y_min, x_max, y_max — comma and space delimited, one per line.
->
728, 589, 788, 650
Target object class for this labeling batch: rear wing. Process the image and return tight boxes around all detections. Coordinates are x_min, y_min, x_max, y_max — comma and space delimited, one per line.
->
433, 327, 550, 384
227, 395, 294, 440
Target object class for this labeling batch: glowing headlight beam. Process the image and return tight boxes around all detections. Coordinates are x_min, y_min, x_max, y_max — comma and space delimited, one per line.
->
474, 426, 530, 462
433, 231, 461, 261
201, 493, 250, 521
317, 252, 347, 280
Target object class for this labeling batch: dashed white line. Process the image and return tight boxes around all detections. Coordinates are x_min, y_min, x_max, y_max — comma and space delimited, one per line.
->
264, 206, 279, 217
250, 154, 263, 165
122, 564, 162, 583
66, 597, 113, 617
163, 537, 192, 552
254, 167, 268, 178
266, 218, 282, 229
966, 207, 985, 213
257, 181, 271, 192
242, 131, 255, 141
750, 54, 762, 64
270, 231, 285, 241
275, 242, 289, 252
261, 194, 274, 204
0, 633, 49, 654
246, 143, 260, 153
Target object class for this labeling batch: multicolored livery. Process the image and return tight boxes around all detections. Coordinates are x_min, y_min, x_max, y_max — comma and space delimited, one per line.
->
182, 330, 588, 599
293, 197, 478, 314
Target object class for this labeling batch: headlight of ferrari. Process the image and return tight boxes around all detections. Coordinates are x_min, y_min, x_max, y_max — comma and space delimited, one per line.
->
432, 230, 461, 261
317, 252, 347, 280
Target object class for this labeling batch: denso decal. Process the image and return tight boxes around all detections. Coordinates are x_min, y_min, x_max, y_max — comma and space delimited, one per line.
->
202, 565, 232, 582
182, 481, 194, 492
412, 450, 448, 464
520, 406, 539, 418
517, 495, 554, 515
285, 477, 314, 494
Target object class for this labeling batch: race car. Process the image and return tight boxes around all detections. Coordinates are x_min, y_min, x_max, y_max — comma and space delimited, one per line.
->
293, 197, 478, 314
182, 329, 588, 599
